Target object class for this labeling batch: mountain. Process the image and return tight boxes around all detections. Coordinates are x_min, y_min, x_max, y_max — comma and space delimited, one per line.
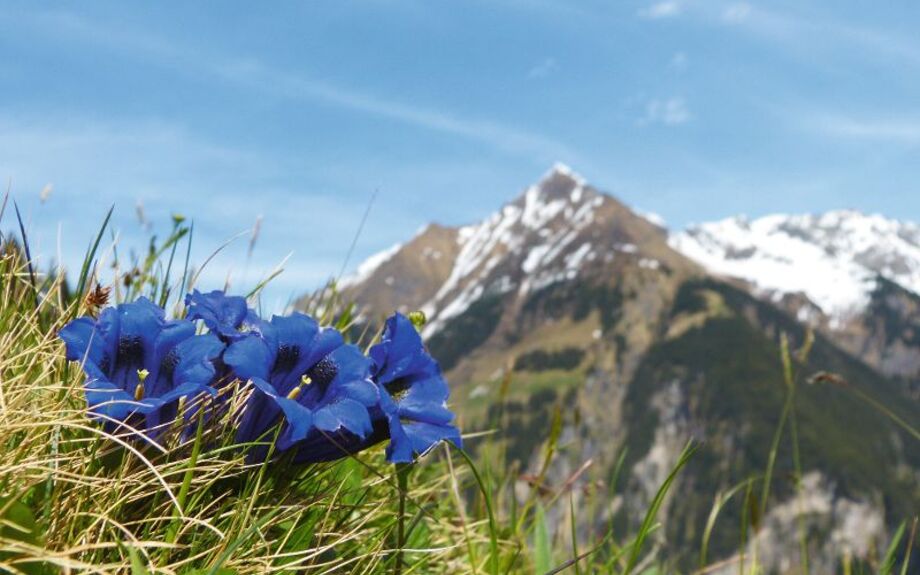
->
317, 165, 920, 572
672, 212, 920, 392
671, 211, 920, 321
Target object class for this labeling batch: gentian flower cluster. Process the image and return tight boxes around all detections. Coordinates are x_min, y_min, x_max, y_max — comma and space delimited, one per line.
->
59, 290, 461, 464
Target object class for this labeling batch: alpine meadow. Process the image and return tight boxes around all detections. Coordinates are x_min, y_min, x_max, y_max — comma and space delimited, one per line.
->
2, 3, 920, 574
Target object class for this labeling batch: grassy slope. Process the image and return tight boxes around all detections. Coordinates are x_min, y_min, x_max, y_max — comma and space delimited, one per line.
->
0, 236, 502, 573
623, 278, 920, 566
0, 225, 702, 574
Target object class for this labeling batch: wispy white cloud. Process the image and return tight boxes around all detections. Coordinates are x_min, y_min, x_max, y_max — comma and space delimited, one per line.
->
0, 113, 425, 302
0, 9, 582, 302
713, 3, 920, 68
834, 22, 920, 68
814, 115, 920, 144
528, 57, 558, 78
669, 51, 689, 70
640, 98, 691, 126
6, 9, 574, 163
638, 0, 682, 19
721, 2, 752, 24
218, 59, 573, 161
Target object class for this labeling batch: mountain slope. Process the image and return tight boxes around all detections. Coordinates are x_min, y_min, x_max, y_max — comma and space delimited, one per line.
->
671, 211, 920, 322
622, 278, 920, 569
317, 166, 920, 570
672, 211, 920, 388
341, 163, 693, 335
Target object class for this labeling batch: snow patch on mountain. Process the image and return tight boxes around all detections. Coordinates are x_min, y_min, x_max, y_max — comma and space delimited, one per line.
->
671, 210, 920, 320
546, 162, 586, 187
339, 241, 403, 289
637, 209, 667, 229
421, 165, 601, 337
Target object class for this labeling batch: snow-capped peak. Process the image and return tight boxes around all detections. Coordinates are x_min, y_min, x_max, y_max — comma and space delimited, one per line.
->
337, 241, 403, 289
670, 210, 920, 320
417, 165, 607, 336
541, 162, 587, 188
637, 209, 667, 230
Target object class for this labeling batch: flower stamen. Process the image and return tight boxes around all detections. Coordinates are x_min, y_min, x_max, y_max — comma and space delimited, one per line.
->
286, 375, 312, 400
135, 369, 149, 401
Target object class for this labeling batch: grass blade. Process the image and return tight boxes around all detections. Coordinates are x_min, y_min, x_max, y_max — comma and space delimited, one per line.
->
454, 446, 500, 575
13, 201, 38, 310
900, 518, 918, 575
76, 204, 114, 300
881, 521, 907, 575
624, 441, 698, 575
533, 503, 552, 573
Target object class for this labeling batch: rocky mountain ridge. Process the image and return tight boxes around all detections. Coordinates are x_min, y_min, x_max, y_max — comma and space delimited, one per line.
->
671, 210, 920, 321
317, 165, 920, 571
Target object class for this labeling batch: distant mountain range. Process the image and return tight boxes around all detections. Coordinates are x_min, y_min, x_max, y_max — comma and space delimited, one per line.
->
672, 209, 920, 323
315, 165, 920, 571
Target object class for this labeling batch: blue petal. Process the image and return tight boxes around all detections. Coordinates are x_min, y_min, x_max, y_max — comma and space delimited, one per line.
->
59, 316, 112, 381
384, 419, 461, 463
251, 376, 314, 449
319, 345, 378, 407
378, 388, 461, 462
405, 421, 462, 455
108, 298, 166, 391
267, 313, 343, 392
59, 317, 99, 361
185, 290, 255, 340
274, 397, 314, 451
84, 379, 142, 421
171, 333, 224, 387
237, 377, 314, 452
384, 412, 415, 463
235, 381, 280, 444
289, 427, 379, 463
224, 334, 274, 383
398, 366, 449, 401
141, 380, 216, 434
398, 402, 455, 426
313, 398, 373, 437
153, 320, 196, 366
394, 375, 453, 425
369, 314, 433, 385
146, 320, 197, 397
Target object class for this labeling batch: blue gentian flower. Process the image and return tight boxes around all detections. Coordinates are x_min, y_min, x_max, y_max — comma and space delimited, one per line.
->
223, 312, 379, 458
369, 313, 461, 463
59, 297, 225, 435
185, 289, 262, 342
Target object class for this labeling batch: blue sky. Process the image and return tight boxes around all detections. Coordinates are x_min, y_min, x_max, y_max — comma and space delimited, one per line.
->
1, 1, 919, 307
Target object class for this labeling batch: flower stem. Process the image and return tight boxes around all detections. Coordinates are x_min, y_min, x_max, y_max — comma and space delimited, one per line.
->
166, 404, 206, 546
394, 463, 412, 575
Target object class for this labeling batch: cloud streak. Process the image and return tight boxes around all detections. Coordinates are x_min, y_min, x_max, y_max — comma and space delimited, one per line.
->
216, 59, 573, 161
713, 3, 920, 68
815, 115, 920, 144
8, 8, 574, 163
528, 57, 558, 78
638, 1, 682, 19
0, 113, 424, 305
639, 98, 691, 126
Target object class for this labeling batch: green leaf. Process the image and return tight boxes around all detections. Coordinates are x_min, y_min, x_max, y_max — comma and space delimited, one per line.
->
75, 204, 114, 301
624, 441, 698, 575
205, 509, 278, 575
881, 521, 906, 575
0, 497, 39, 546
125, 545, 150, 575
533, 503, 552, 574
0, 497, 54, 574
